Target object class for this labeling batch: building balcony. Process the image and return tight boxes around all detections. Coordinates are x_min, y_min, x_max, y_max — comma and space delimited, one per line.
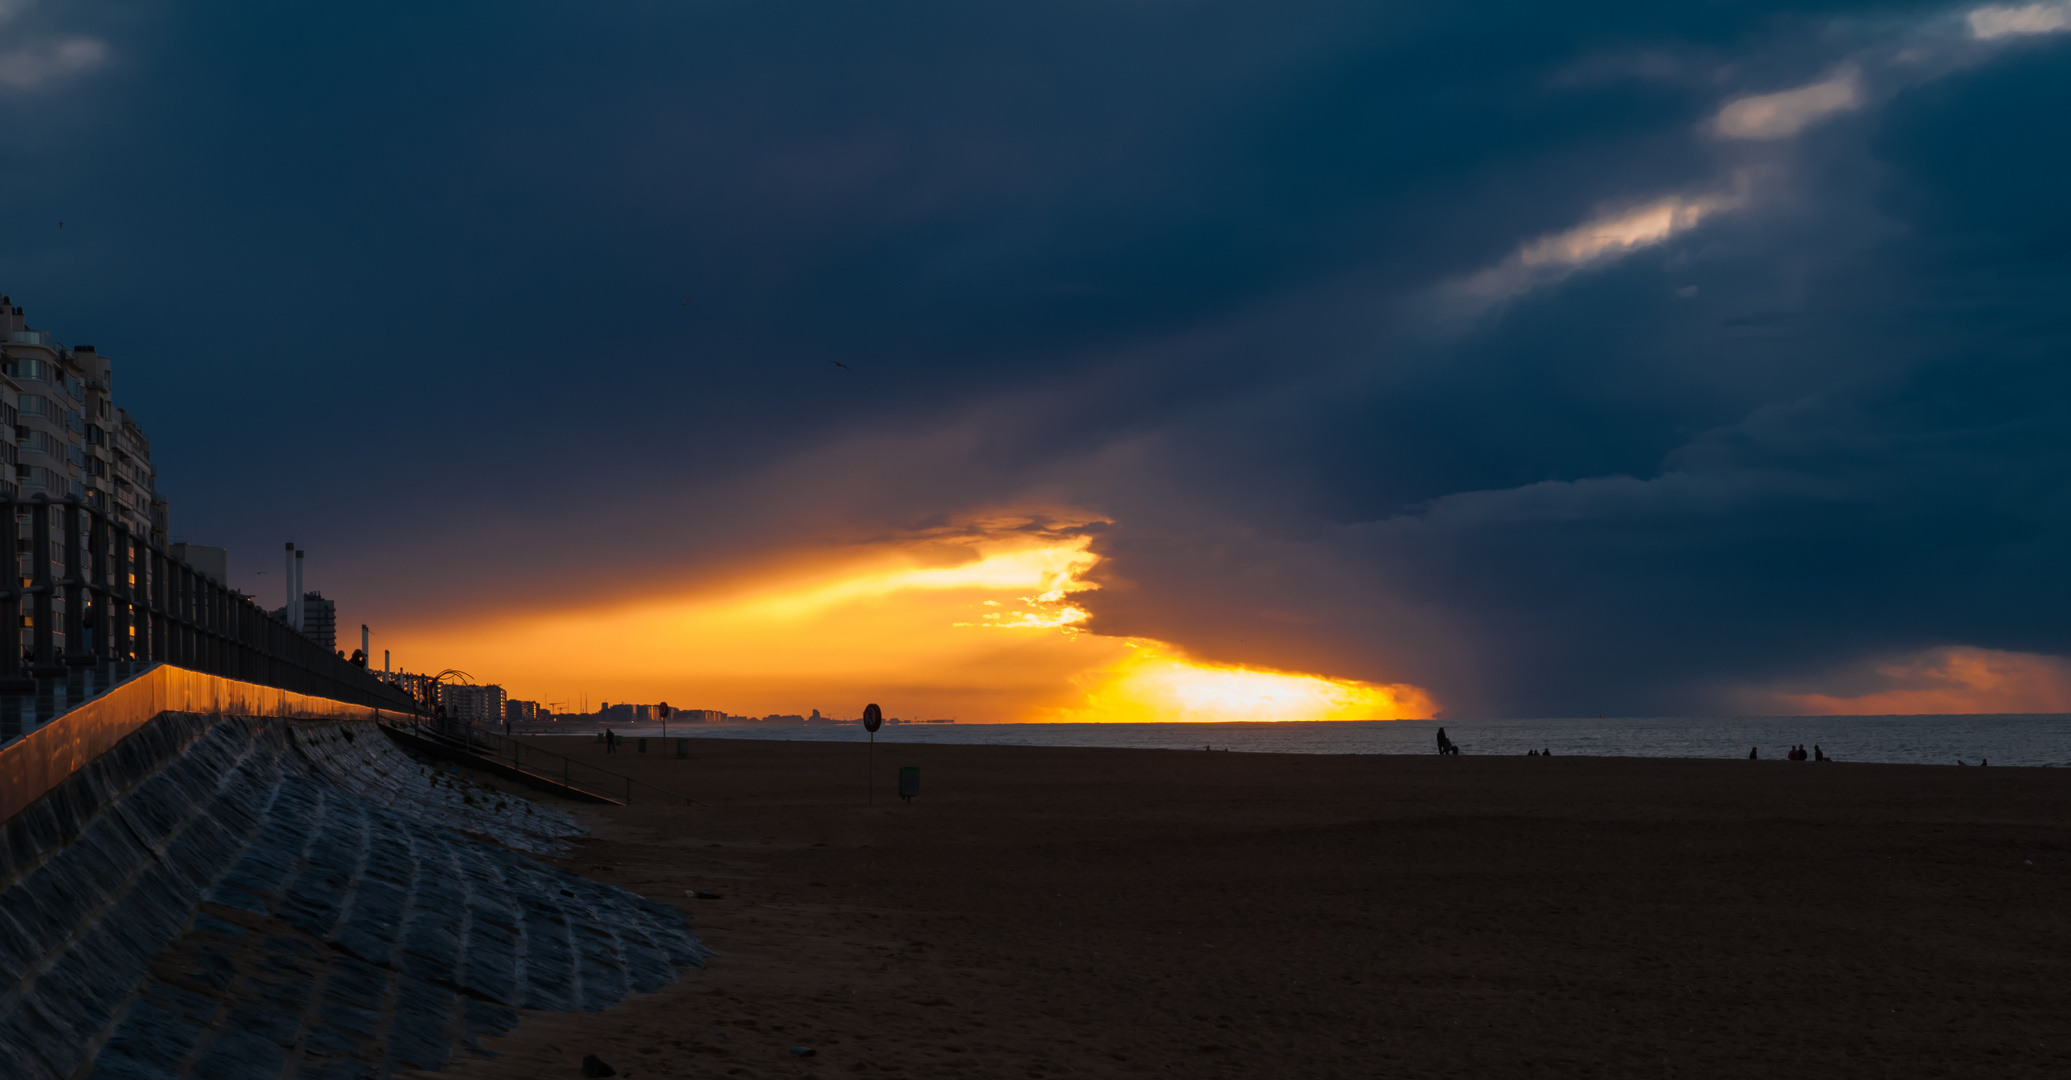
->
5, 331, 60, 351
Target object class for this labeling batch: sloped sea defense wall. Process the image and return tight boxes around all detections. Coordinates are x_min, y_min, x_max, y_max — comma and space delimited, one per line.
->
0, 712, 706, 1080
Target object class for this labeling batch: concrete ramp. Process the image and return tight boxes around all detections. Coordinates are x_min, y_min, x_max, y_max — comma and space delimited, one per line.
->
0, 711, 707, 1080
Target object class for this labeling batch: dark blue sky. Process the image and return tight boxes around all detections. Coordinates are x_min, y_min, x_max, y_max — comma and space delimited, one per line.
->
3, 0, 2067, 714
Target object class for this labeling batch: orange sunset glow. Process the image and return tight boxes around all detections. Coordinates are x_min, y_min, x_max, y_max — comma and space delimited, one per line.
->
383, 517, 1434, 723
1770, 647, 2071, 715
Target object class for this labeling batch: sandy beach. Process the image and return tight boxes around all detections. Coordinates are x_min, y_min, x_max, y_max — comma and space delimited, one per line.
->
417, 737, 2071, 1079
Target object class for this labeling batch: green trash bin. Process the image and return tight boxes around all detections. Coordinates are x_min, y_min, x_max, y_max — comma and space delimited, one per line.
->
675, 738, 690, 759
897, 766, 920, 803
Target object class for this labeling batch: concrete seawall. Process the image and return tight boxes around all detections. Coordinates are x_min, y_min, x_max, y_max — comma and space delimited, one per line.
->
0, 712, 707, 1079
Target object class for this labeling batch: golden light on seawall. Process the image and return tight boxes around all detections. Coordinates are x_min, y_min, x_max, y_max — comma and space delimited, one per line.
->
385, 518, 1435, 723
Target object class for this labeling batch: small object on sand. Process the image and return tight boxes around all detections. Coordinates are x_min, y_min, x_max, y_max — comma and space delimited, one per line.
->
582, 1054, 617, 1077
686, 889, 723, 900
791, 1046, 817, 1057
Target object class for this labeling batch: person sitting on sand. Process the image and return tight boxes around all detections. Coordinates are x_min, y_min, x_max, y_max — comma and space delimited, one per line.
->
1543, 748, 1551, 756
1814, 745, 1825, 761
1749, 747, 1758, 759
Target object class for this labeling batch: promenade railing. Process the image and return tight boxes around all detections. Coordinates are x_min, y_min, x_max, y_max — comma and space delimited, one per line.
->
0, 494, 418, 713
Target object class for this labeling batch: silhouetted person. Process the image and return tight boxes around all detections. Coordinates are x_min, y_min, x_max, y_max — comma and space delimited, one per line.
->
1528, 749, 1537, 756
606, 728, 617, 753
1543, 748, 1551, 756
1749, 747, 1758, 759
1436, 726, 1451, 755
1814, 745, 1825, 761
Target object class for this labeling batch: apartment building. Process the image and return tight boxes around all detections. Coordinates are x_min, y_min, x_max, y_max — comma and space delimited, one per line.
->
441, 683, 509, 725
300, 592, 338, 651
0, 295, 164, 542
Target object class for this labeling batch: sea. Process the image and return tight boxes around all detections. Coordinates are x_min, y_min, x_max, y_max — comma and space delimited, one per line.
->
545, 715, 2071, 767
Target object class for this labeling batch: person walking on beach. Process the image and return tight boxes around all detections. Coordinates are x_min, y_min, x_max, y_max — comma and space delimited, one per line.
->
606, 728, 617, 754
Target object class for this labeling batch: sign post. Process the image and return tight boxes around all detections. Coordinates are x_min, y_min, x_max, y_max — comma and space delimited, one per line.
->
862, 703, 883, 803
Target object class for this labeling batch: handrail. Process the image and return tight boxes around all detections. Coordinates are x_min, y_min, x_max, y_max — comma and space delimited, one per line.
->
0, 494, 416, 713
411, 718, 698, 806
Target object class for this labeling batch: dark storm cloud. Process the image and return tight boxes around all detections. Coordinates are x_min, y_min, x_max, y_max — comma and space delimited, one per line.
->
0, 0, 2065, 712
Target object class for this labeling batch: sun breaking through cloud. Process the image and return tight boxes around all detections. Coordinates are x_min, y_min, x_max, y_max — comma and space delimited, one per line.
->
382, 514, 1436, 723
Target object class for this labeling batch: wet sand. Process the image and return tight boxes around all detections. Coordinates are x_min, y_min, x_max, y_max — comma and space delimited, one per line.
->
416, 737, 2071, 1079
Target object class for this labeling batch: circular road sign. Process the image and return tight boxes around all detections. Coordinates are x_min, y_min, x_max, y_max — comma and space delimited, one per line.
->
862, 703, 883, 733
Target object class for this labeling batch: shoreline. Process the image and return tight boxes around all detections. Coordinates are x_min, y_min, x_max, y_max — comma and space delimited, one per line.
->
491, 714, 2071, 768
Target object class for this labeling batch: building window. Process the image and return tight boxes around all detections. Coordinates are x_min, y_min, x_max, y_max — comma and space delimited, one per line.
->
17, 394, 45, 417
18, 431, 51, 456
5, 359, 45, 382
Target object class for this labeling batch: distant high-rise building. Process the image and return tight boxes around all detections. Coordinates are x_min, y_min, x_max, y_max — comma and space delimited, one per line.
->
506, 699, 541, 723
270, 590, 338, 649
442, 683, 508, 725
300, 592, 337, 650
170, 544, 229, 586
